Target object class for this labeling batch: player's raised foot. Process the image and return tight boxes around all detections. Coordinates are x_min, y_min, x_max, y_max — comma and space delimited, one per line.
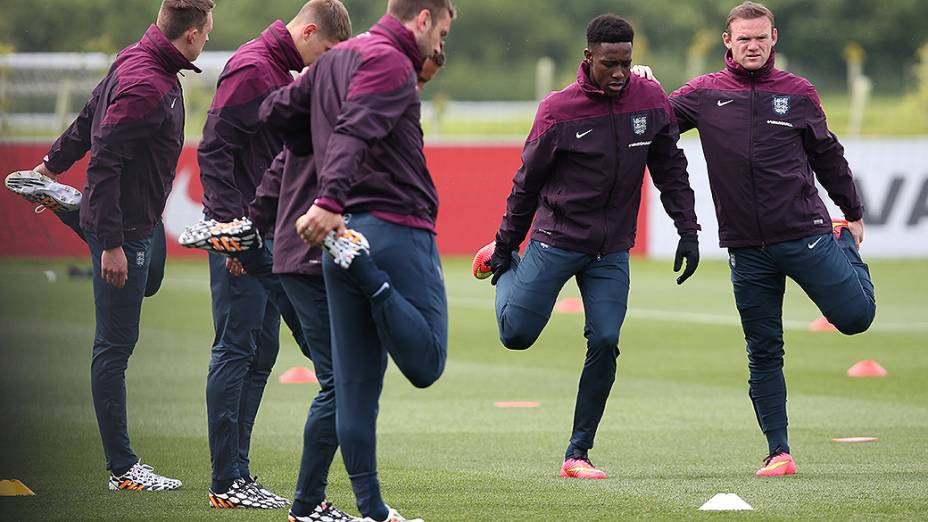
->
288, 501, 354, 522
322, 229, 370, 269
178, 217, 262, 254
352, 507, 423, 522
208, 477, 286, 509
560, 456, 608, 479
108, 460, 182, 491
472, 241, 494, 280
755, 451, 797, 477
5, 170, 81, 213
246, 475, 290, 506
831, 218, 850, 240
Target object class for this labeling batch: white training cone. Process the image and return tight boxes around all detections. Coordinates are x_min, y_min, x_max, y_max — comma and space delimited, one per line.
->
699, 493, 753, 511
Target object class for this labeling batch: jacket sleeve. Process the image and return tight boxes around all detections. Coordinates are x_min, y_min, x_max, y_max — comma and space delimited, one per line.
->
801, 89, 863, 221
85, 85, 165, 249
249, 149, 286, 235
646, 101, 700, 235
259, 68, 314, 156
198, 66, 268, 221
315, 56, 417, 211
43, 79, 106, 174
669, 82, 700, 134
494, 102, 558, 253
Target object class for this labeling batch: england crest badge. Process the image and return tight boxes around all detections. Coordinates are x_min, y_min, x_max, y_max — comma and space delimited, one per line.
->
772, 95, 791, 116
631, 114, 648, 136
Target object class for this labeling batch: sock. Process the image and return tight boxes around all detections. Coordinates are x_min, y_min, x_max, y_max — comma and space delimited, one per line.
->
766, 428, 790, 455
211, 478, 236, 494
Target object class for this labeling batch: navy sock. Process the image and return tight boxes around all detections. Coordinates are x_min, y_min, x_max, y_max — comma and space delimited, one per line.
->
766, 428, 790, 455
212, 478, 236, 494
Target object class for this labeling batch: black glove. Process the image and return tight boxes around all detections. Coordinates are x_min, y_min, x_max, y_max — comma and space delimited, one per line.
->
673, 232, 699, 285
490, 246, 513, 286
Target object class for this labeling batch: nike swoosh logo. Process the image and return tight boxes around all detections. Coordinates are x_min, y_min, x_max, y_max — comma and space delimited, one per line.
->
762, 460, 790, 471
717, 99, 734, 107
576, 129, 593, 139
171, 98, 177, 109
808, 237, 824, 249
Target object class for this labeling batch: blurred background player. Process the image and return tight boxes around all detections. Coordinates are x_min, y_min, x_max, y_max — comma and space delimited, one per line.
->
193, 0, 350, 510
259, 0, 454, 520
4, 0, 214, 491
632, 1, 876, 476
472, 14, 700, 479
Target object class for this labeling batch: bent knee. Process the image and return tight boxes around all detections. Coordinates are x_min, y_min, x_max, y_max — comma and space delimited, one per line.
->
500, 331, 538, 351
833, 308, 875, 335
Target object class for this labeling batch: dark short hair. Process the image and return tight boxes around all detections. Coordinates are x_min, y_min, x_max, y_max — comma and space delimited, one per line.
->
387, 0, 456, 23
157, 0, 214, 40
294, 0, 352, 42
587, 14, 634, 46
726, 1, 775, 33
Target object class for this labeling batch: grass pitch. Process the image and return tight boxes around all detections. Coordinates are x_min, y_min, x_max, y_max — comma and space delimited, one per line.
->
1, 256, 926, 521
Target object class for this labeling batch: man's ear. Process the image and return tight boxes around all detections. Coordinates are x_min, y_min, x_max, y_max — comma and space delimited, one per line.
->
302, 23, 318, 39
416, 9, 432, 32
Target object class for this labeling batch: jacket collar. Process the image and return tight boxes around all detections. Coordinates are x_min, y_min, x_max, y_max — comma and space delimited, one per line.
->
576, 60, 631, 100
724, 48, 776, 79
260, 20, 305, 72
142, 24, 201, 74
370, 15, 423, 74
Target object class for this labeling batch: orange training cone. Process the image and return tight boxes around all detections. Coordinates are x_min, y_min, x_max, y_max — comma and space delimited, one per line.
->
847, 360, 887, 377
556, 297, 584, 314
279, 367, 318, 384
809, 315, 838, 332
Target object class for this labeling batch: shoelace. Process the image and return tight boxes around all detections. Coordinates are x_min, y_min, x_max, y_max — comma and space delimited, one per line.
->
34, 205, 46, 214
762, 450, 787, 466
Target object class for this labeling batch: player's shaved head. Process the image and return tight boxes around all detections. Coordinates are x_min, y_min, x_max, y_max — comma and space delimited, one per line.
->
291, 0, 352, 42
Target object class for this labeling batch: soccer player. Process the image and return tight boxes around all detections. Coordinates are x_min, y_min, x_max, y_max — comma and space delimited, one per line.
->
4, 0, 214, 490
472, 14, 701, 479
632, 1, 876, 476
259, 1, 454, 520
243, 52, 444, 522
194, 0, 350, 510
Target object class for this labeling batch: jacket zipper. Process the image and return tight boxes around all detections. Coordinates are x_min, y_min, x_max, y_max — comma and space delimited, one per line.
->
600, 99, 620, 257
748, 71, 766, 246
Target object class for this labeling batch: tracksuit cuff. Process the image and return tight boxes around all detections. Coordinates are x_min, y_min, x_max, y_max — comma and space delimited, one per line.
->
844, 207, 864, 222
314, 197, 343, 214
100, 231, 125, 251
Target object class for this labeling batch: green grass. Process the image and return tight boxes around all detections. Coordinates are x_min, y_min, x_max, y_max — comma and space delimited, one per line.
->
1, 257, 927, 520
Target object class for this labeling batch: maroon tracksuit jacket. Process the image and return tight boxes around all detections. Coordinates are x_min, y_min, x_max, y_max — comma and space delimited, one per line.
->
496, 61, 700, 256
670, 51, 862, 248
44, 24, 199, 249
198, 20, 304, 230
260, 15, 436, 233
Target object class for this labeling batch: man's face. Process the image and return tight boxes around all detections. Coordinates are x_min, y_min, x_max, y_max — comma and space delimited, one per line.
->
723, 16, 777, 71
297, 24, 341, 66
188, 12, 213, 61
414, 9, 451, 65
584, 42, 633, 97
